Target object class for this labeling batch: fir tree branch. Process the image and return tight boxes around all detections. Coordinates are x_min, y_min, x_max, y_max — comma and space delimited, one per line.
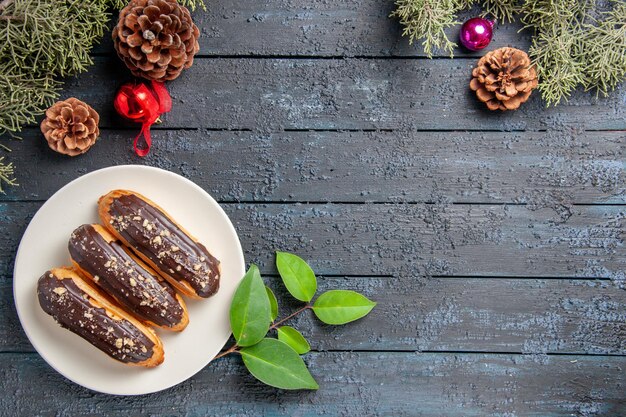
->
480, 0, 519, 23
0, 64, 60, 136
529, 24, 585, 106
519, 0, 591, 30
0, 157, 17, 193
579, 1, 626, 97
390, 0, 474, 58
0, 0, 109, 77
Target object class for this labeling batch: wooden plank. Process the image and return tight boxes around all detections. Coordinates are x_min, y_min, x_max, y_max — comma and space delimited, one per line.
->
0, 203, 623, 278
196, 1, 531, 58
291, 277, 626, 355
96, 1, 532, 58
2, 129, 624, 204
233, 203, 626, 279
3, 277, 625, 354
2, 352, 624, 416
51, 57, 626, 131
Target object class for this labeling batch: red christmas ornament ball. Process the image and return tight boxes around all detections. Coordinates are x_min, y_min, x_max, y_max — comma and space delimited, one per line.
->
459, 17, 494, 51
113, 80, 172, 157
114, 81, 171, 123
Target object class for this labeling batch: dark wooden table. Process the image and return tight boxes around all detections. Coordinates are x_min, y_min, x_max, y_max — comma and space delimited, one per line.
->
2, 1, 625, 415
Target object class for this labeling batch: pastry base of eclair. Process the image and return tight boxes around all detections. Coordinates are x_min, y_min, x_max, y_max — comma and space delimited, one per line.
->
38, 267, 164, 367
70, 224, 189, 332
98, 189, 221, 299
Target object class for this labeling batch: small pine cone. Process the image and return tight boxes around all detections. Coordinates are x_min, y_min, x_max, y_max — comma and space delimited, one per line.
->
40, 98, 100, 156
470, 47, 538, 111
113, 0, 200, 81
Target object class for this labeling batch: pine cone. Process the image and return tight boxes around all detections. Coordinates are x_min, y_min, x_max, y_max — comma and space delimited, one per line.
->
113, 0, 200, 81
470, 47, 538, 111
40, 98, 100, 156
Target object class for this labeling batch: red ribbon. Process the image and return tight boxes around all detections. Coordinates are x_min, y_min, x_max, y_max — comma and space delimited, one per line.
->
113, 80, 172, 157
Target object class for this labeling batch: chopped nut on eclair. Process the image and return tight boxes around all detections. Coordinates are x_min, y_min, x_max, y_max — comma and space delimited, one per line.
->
69, 224, 189, 331
37, 267, 164, 367
98, 190, 220, 299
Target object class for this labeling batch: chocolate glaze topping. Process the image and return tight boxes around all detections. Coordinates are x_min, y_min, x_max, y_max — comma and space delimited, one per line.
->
37, 271, 155, 363
69, 224, 184, 328
107, 194, 220, 298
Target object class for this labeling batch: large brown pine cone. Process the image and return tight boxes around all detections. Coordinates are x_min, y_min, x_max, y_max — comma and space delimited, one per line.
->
40, 98, 100, 156
470, 47, 538, 111
113, 0, 200, 81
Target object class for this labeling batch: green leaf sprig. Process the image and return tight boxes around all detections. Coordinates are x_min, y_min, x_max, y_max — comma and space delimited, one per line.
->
215, 251, 377, 390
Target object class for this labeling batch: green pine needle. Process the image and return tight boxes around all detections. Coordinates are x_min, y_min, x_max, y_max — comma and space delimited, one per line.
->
518, 0, 591, 30
390, 0, 475, 58
0, 0, 108, 77
0, 63, 60, 136
0, 157, 18, 194
0, 0, 108, 138
579, 2, 626, 97
481, 0, 519, 23
529, 25, 585, 107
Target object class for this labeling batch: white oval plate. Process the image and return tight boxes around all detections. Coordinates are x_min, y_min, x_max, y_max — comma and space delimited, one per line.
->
13, 166, 245, 395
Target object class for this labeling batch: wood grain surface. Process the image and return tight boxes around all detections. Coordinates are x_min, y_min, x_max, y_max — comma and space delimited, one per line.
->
45, 57, 625, 131
1, 202, 624, 278
1, 0, 624, 416
2, 129, 624, 204
2, 276, 625, 355
2, 353, 624, 416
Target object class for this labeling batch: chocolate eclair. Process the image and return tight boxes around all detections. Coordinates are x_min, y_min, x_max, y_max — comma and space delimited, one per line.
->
98, 190, 220, 299
69, 224, 189, 331
37, 268, 164, 367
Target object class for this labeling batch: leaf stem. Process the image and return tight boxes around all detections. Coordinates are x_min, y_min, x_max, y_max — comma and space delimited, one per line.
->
214, 305, 312, 360
213, 343, 239, 360
270, 305, 311, 330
